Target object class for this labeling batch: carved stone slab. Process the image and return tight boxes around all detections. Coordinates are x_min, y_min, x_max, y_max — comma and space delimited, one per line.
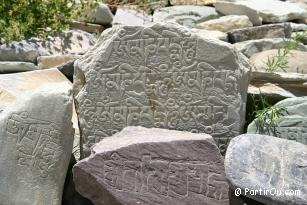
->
225, 134, 307, 205
0, 83, 74, 205
248, 96, 307, 145
74, 23, 250, 157
73, 126, 229, 205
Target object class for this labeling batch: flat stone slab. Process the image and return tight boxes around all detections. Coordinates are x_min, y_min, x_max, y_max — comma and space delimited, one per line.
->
153, 6, 219, 28
215, 0, 307, 24
170, 0, 215, 6
248, 96, 307, 145
0, 61, 39, 74
197, 15, 253, 33
228, 23, 292, 43
73, 126, 229, 205
73, 23, 250, 157
0, 82, 74, 205
225, 134, 307, 205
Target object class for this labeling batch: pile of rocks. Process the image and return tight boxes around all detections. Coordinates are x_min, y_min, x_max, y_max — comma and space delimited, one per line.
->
0, 1, 306, 205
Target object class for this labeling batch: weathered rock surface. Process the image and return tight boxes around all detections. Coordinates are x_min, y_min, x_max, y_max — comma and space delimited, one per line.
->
225, 134, 307, 205
113, 7, 153, 26
73, 23, 250, 157
234, 38, 307, 58
153, 6, 219, 28
57, 60, 75, 82
250, 49, 307, 74
73, 126, 229, 205
215, 0, 307, 24
70, 21, 106, 34
37, 55, 81, 69
197, 15, 253, 32
0, 69, 81, 159
0, 82, 74, 205
170, 0, 215, 5
228, 23, 292, 43
0, 30, 96, 63
214, 1, 262, 26
248, 97, 307, 145
0, 61, 39, 73
79, 3, 114, 25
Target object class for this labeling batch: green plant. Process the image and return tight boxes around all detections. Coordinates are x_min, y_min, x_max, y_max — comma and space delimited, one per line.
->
263, 29, 307, 72
0, 0, 99, 43
252, 89, 288, 135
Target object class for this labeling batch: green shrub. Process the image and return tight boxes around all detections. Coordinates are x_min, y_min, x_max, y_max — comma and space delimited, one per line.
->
0, 0, 98, 43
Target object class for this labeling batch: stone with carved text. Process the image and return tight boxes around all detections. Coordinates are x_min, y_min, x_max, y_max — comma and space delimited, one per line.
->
0, 83, 74, 205
225, 134, 307, 205
73, 126, 229, 205
73, 23, 250, 157
248, 96, 307, 145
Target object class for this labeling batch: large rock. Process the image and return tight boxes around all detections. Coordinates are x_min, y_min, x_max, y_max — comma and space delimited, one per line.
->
80, 3, 114, 25
73, 23, 250, 157
113, 7, 153, 26
196, 15, 253, 32
228, 23, 292, 43
0, 61, 39, 73
250, 49, 307, 74
191, 28, 228, 41
73, 126, 229, 205
247, 97, 307, 145
234, 38, 307, 58
0, 82, 74, 205
153, 6, 219, 28
0, 30, 96, 63
170, 0, 216, 5
0, 69, 81, 159
225, 134, 307, 205
215, 0, 307, 24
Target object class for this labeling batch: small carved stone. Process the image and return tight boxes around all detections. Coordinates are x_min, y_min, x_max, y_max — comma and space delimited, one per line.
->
73, 22, 250, 157
0, 82, 74, 205
225, 134, 307, 205
73, 126, 229, 205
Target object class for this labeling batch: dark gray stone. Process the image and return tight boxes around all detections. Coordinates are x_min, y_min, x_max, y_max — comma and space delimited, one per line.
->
225, 134, 307, 205
73, 126, 229, 205
228, 23, 292, 43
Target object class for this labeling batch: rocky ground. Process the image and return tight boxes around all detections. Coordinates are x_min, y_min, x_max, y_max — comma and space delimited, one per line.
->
0, 0, 306, 205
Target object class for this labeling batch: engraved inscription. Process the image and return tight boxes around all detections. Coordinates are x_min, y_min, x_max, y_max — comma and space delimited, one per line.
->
77, 27, 245, 155
6, 112, 62, 178
100, 153, 228, 201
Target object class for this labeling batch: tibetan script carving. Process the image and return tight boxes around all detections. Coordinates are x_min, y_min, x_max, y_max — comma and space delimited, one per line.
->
74, 23, 250, 157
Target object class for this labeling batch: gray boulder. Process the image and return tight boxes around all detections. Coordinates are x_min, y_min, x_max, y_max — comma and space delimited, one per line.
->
228, 23, 292, 43
0, 82, 74, 205
225, 134, 307, 205
73, 126, 229, 205
113, 7, 153, 26
0, 30, 96, 63
80, 3, 114, 25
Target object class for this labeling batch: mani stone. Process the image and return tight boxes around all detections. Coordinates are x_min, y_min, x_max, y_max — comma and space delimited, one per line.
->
73, 126, 229, 205
0, 82, 74, 205
228, 23, 292, 43
225, 134, 307, 205
196, 15, 253, 33
73, 23, 250, 157
247, 96, 307, 145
